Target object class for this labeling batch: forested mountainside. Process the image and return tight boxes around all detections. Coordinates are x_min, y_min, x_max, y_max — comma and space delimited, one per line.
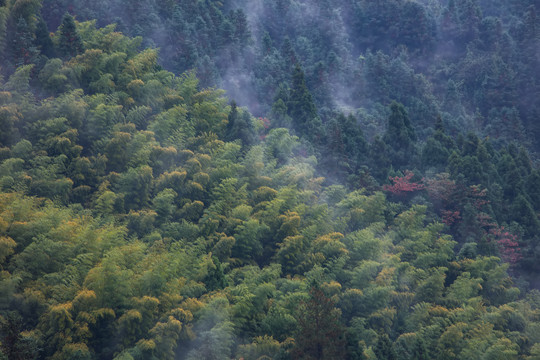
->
1, 0, 540, 359
30, 0, 539, 147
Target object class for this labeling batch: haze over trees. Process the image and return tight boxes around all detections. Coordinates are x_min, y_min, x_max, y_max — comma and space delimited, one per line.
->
0, 0, 539, 359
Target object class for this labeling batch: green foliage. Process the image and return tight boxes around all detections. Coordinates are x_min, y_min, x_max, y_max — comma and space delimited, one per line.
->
0, 5, 538, 360
57, 13, 84, 59
291, 286, 347, 359
383, 101, 417, 170
287, 64, 322, 141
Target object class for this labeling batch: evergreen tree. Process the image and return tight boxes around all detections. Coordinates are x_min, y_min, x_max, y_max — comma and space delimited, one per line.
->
422, 118, 454, 171
231, 9, 250, 44
526, 170, 540, 210
323, 113, 367, 177
291, 286, 347, 360
383, 101, 417, 170
369, 135, 391, 181
226, 101, 256, 147
271, 83, 291, 128
511, 195, 540, 238
12, 17, 38, 67
262, 31, 273, 55
287, 64, 322, 141
0, 6, 8, 61
341, 114, 367, 168
281, 36, 297, 68
34, 17, 55, 58
498, 153, 522, 200
57, 13, 84, 59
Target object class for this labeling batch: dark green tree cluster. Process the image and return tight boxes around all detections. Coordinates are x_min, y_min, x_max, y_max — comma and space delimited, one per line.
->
38, 0, 251, 87
18, 0, 537, 156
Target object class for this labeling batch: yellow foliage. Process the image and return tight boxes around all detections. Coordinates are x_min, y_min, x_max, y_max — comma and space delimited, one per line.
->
48, 303, 74, 331
171, 308, 193, 323
375, 267, 396, 286
253, 186, 278, 203
72, 290, 97, 312
188, 181, 204, 193
136, 338, 156, 351
120, 309, 143, 323
322, 281, 342, 296
180, 298, 204, 314
0, 235, 16, 263
429, 305, 450, 317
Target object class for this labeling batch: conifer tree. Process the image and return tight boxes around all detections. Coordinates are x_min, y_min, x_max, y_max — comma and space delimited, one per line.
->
34, 17, 55, 58
57, 13, 84, 59
287, 64, 322, 141
12, 17, 38, 67
281, 36, 297, 67
422, 117, 455, 170
292, 286, 347, 360
383, 101, 417, 170
226, 101, 256, 147
369, 135, 391, 181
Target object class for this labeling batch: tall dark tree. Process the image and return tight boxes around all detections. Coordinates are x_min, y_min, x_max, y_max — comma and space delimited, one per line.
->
288, 64, 322, 141
526, 170, 540, 210
421, 117, 456, 170
369, 135, 391, 181
203, 256, 228, 291
383, 101, 417, 170
281, 36, 297, 68
226, 101, 256, 147
291, 287, 347, 360
34, 17, 55, 58
57, 13, 84, 59
323, 113, 367, 178
12, 17, 38, 67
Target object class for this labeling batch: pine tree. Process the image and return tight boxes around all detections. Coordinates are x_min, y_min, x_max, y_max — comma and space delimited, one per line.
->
226, 100, 239, 140
287, 64, 322, 141
369, 135, 391, 181
12, 17, 38, 67
57, 13, 84, 59
511, 195, 540, 237
383, 101, 417, 169
262, 31, 273, 55
232, 9, 250, 44
526, 170, 540, 210
226, 101, 256, 147
281, 36, 297, 67
34, 17, 55, 58
323, 113, 367, 177
291, 286, 347, 360
422, 117, 455, 170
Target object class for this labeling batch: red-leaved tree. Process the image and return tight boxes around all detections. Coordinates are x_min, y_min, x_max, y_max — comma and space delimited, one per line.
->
489, 225, 522, 265
383, 170, 424, 195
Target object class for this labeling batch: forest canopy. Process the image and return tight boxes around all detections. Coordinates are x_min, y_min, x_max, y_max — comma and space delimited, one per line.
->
0, 0, 539, 359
